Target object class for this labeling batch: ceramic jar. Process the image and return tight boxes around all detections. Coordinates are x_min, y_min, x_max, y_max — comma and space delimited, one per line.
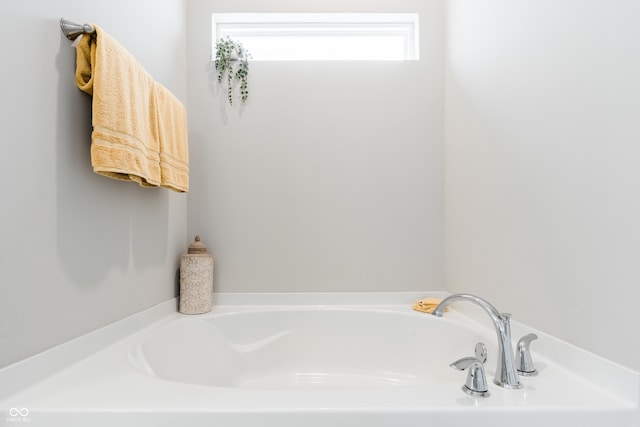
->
179, 235, 214, 314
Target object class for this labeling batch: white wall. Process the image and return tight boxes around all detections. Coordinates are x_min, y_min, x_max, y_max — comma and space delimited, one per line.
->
0, 0, 188, 368
187, 0, 445, 292
445, 0, 640, 372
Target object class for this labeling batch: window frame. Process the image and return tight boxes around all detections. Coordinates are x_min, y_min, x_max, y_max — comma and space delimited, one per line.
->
212, 13, 420, 61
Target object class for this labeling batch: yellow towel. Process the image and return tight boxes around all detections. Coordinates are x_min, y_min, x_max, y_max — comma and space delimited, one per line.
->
155, 84, 189, 192
412, 297, 448, 314
75, 25, 189, 192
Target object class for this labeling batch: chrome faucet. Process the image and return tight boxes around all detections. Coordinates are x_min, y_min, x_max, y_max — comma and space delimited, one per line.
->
432, 294, 522, 389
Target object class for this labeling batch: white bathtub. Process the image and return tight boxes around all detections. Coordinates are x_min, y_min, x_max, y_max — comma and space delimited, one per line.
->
1, 293, 638, 427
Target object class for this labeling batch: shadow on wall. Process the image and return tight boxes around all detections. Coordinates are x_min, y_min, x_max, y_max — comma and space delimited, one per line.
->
54, 35, 169, 287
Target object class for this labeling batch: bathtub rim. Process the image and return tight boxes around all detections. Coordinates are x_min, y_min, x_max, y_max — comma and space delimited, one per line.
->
0, 291, 638, 408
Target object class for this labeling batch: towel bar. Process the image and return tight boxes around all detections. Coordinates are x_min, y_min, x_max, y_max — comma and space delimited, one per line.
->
60, 18, 95, 41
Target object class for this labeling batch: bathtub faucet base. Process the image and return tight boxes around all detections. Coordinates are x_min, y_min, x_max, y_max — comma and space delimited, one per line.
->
432, 294, 522, 390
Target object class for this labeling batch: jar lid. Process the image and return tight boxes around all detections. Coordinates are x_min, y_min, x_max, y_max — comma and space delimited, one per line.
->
188, 235, 208, 254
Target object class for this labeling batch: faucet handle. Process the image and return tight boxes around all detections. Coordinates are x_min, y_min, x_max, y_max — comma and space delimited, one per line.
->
474, 342, 487, 364
516, 333, 538, 376
450, 356, 490, 397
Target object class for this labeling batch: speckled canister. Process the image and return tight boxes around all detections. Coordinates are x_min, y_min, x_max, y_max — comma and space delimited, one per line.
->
179, 236, 214, 314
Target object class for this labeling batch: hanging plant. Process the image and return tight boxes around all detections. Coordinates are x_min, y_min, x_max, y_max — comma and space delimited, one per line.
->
214, 37, 251, 106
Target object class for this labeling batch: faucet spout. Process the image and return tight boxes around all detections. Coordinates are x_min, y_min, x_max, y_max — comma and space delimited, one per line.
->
432, 294, 522, 390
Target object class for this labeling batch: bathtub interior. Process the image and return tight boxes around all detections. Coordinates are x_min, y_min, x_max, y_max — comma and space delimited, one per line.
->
130, 308, 496, 390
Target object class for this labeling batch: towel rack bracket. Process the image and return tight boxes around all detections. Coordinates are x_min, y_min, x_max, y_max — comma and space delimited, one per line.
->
60, 17, 94, 41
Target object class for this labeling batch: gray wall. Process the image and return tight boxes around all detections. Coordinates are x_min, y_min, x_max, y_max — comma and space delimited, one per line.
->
186, 0, 445, 292
4, 0, 639, 377
0, 1, 188, 368
445, 0, 640, 372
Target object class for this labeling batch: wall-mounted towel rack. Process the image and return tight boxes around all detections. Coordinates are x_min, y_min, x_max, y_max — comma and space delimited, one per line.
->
60, 18, 95, 41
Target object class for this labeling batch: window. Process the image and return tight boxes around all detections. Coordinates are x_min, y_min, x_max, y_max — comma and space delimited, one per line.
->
212, 13, 419, 61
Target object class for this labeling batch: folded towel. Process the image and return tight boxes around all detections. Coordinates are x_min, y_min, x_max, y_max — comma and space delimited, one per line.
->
154, 84, 189, 192
75, 26, 189, 192
412, 297, 448, 314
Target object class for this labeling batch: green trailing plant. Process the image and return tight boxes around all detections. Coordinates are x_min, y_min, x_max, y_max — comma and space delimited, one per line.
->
214, 37, 251, 106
